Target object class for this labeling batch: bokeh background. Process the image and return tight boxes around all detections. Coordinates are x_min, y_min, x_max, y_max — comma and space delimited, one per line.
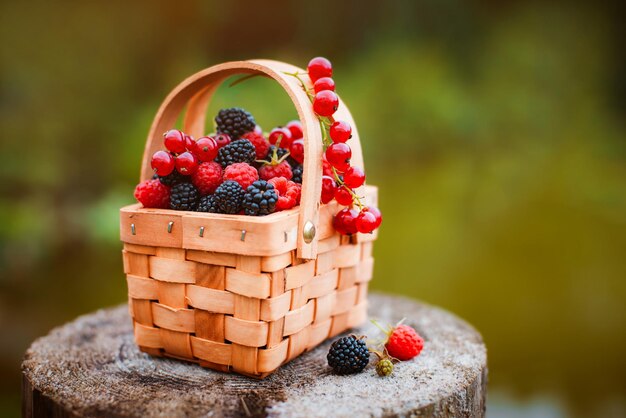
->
1, 0, 624, 416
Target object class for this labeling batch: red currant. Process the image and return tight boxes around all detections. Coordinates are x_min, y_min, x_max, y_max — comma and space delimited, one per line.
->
286, 120, 303, 139
325, 143, 351, 172
175, 151, 198, 175
151, 150, 175, 176
329, 121, 352, 143
356, 210, 377, 233
366, 206, 382, 228
343, 166, 365, 188
333, 207, 359, 235
313, 77, 335, 93
307, 57, 333, 83
163, 129, 187, 154
192, 136, 218, 162
184, 134, 195, 150
290, 139, 305, 164
313, 90, 339, 117
334, 186, 353, 206
268, 127, 293, 148
322, 159, 333, 176
214, 133, 231, 148
254, 124, 263, 134
321, 175, 336, 204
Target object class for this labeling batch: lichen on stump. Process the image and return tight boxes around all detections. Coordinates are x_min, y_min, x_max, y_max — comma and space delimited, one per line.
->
22, 293, 487, 418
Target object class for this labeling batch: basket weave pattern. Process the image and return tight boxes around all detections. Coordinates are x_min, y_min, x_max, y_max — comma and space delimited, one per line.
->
121, 60, 377, 377
123, 234, 373, 377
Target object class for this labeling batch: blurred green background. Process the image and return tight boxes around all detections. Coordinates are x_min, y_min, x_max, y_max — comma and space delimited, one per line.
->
1, 0, 624, 417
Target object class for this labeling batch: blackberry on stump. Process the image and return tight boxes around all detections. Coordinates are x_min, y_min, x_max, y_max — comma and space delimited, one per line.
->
196, 195, 220, 213
169, 182, 199, 211
215, 107, 256, 140
215, 139, 256, 168
243, 180, 278, 216
214, 180, 244, 214
327, 335, 370, 375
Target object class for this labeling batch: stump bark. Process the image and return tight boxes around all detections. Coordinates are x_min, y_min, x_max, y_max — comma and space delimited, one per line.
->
22, 293, 487, 418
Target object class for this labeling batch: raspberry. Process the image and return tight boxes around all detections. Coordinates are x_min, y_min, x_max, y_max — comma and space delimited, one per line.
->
134, 179, 170, 209
169, 182, 200, 211
259, 161, 292, 181
242, 180, 278, 216
241, 131, 271, 160
268, 177, 301, 211
215, 107, 256, 140
197, 194, 220, 213
385, 324, 424, 361
214, 180, 244, 214
326, 335, 369, 374
215, 139, 256, 168
223, 162, 259, 190
192, 162, 223, 195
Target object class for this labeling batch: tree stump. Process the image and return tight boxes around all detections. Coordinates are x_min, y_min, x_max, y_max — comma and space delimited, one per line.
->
22, 293, 487, 418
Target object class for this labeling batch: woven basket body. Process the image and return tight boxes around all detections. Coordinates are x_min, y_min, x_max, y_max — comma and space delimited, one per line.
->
120, 60, 377, 378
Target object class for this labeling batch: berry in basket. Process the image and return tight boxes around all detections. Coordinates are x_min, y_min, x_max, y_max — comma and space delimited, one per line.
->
133, 57, 382, 234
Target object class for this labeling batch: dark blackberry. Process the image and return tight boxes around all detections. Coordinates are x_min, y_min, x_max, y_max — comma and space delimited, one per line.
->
215, 139, 256, 168
292, 165, 303, 184
169, 182, 199, 211
214, 180, 244, 214
196, 194, 220, 213
243, 180, 278, 216
159, 170, 190, 186
215, 107, 256, 140
327, 335, 370, 374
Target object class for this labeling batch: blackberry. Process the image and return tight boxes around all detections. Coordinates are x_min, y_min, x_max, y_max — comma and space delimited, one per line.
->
376, 358, 394, 377
327, 335, 370, 374
215, 107, 256, 140
292, 165, 303, 184
197, 194, 220, 213
215, 139, 256, 168
169, 182, 199, 211
243, 180, 278, 216
159, 170, 190, 186
214, 180, 244, 214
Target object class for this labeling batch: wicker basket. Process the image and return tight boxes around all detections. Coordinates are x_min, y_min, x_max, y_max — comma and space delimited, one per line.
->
120, 59, 378, 378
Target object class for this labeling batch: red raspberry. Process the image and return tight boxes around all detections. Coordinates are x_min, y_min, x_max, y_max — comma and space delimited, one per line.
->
259, 161, 292, 181
191, 162, 223, 195
268, 177, 301, 211
385, 324, 424, 361
242, 131, 271, 160
134, 179, 170, 209
223, 162, 259, 190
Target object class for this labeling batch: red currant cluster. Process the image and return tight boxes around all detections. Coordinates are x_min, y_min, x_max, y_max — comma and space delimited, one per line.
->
151, 130, 224, 177
287, 57, 382, 235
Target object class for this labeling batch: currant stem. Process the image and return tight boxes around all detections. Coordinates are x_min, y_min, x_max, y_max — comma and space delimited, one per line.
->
285, 70, 363, 211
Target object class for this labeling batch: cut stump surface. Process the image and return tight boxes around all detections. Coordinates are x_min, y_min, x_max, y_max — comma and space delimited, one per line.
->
22, 293, 487, 418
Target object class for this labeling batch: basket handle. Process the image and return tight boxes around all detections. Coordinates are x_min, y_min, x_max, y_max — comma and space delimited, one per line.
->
140, 59, 364, 259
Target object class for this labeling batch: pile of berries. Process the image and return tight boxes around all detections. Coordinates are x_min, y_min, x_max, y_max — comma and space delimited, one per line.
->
326, 321, 424, 377
134, 108, 303, 215
134, 57, 383, 235
288, 57, 382, 235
